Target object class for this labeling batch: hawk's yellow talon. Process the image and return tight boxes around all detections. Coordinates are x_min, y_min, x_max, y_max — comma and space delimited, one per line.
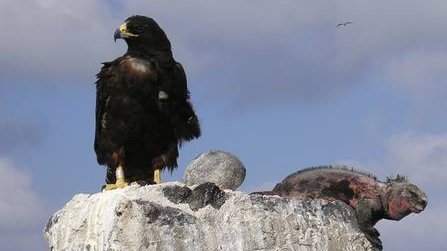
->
116, 178, 128, 188
103, 178, 128, 191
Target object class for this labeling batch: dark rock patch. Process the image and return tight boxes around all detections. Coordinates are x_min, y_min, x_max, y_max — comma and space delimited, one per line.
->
249, 194, 280, 211
163, 185, 192, 204
189, 182, 227, 211
162, 183, 227, 211
134, 200, 197, 225
45, 214, 60, 234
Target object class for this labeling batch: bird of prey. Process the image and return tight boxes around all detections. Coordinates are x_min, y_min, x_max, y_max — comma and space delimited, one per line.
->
94, 15, 201, 190
336, 21, 353, 27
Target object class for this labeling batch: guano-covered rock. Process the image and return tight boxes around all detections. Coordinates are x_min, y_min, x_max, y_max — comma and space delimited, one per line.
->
45, 182, 377, 251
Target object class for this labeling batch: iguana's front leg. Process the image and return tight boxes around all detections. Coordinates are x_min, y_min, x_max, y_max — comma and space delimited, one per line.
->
356, 199, 383, 249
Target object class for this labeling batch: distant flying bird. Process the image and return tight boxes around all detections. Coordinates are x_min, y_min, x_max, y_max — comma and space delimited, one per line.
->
336, 21, 353, 27
94, 15, 201, 190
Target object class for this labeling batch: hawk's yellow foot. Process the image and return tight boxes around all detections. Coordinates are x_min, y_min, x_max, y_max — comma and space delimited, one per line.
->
103, 178, 128, 191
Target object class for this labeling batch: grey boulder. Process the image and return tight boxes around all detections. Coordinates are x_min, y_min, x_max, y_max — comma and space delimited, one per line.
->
183, 150, 246, 190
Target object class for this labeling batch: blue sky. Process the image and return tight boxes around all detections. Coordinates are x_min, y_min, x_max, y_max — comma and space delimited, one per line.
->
1, 0, 446, 250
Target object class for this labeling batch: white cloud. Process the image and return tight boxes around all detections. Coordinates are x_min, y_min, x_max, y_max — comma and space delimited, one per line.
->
0, 157, 44, 230
3, 0, 447, 106
0, 157, 47, 250
384, 132, 447, 184
0, 0, 119, 80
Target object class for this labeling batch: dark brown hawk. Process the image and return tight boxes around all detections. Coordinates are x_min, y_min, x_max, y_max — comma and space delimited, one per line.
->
94, 16, 200, 190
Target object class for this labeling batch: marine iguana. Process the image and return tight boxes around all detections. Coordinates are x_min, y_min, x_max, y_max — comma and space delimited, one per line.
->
253, 165, 428, 249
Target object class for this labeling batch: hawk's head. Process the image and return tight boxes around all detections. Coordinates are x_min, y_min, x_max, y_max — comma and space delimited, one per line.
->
114, 15, 171, 52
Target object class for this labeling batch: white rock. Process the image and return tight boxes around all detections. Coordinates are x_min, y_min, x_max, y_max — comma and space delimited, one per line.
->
183, 150, 246, 190
45, 183, 376, 251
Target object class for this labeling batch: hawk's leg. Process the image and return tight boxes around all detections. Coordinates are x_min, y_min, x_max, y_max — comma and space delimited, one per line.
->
154, 168, 161, 184
152, 154, 168, 184
103, 166, 129, 190
151, 146, 178, 184
103, 149, 129, 191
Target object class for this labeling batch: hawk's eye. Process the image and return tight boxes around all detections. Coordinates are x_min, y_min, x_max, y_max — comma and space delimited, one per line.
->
128, 24, 144, 34
135, 26, 145, 33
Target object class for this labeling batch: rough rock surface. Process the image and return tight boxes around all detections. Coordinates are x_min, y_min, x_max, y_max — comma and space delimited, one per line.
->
45, 182, 377, 251
183, 150, 246, 190
163, 182, 227, 211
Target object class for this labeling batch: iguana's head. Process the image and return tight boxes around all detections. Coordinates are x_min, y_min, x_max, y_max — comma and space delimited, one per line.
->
384, 175, 427, 220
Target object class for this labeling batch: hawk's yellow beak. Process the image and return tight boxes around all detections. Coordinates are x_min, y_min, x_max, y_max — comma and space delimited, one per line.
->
114, 23, 139, 41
